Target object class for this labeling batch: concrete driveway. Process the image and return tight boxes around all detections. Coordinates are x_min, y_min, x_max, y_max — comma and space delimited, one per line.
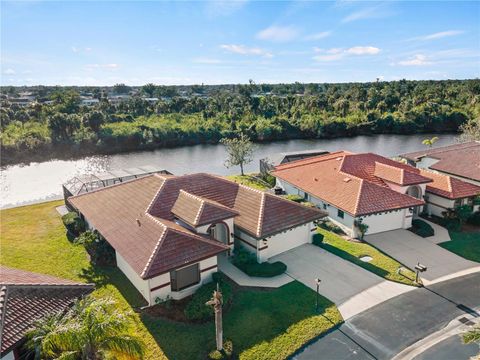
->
271, 244, 413, 319
366, 229, 479, 282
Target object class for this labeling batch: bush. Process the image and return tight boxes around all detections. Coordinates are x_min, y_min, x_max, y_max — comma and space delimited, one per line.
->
74, 231, 115, 265
312, 233, 324, 246
62, 211, 85, 236
232, 247, 286, 277
184, 273, 232, 321
208, 340, 233, 359
409, 219, 434, 237
467, 211, 480, 226
318, 220, 346, 235
284, 194, 304, 203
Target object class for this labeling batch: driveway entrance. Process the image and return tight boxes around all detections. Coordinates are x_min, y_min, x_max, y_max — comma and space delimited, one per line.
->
366, 229, 479, 282
271, 244, 413, 319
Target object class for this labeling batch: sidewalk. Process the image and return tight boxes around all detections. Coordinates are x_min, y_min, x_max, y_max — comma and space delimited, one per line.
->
218, 256, 293, 288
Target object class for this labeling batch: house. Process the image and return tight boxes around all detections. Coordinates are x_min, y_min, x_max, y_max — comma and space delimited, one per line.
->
400, 141, 480, 186
260, 149, 329, 175
272, 151, 480, 237
0, 266, 94, 360
80, 98, 100, 106
68, 173, 326, 305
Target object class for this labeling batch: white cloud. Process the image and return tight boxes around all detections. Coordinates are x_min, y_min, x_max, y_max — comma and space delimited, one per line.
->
72, 46, 92, 54
205, 0, 247, 17
85, 63, 120, 69
397, 54, 432, 66
256, 25, 299, 43
313, 46, 381, 61
342, 4, 393, 23
304, 31, 332, 41
346, 46, 381, 55
192, 57, 222, 64
71, 46, 79, 53
220, 44, 273, 58
410, 30, 464, 41
3, 68, 16, 75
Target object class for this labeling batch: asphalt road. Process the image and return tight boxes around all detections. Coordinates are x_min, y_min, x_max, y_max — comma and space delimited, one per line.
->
412, 335, 478, 360
293, 272, 480, 360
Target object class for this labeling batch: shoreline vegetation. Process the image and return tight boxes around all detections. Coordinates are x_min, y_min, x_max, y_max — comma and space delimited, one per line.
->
2, 79, 478, 166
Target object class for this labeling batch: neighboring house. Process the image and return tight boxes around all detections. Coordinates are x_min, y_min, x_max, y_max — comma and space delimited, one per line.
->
259, 149, 329, 175
0, 266, 94, 360
272, 151, 480, 238
400, 141, 480, 186
80, 98, 100, 106
68, 173, 325, 305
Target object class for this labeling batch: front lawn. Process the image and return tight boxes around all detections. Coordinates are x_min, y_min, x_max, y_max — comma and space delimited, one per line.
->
439, 231, 480, 263
1, 201, 342, 359
314, 228, 417, 286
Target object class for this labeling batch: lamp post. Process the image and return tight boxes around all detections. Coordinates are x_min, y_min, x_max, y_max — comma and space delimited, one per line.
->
315, 278, 321, 312
414, 262, 427, 285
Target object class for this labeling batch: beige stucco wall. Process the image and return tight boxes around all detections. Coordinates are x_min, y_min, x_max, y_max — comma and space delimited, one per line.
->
115, 251, 151, 303
425, 193, 455, 217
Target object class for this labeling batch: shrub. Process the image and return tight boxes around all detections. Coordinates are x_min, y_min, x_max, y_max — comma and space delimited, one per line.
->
184, 273, 232, 321
318, 220, 345, 235
467, 211, 480, 226
74, 231, 115, 265
62, 211, 85, 236
284, 194, 304, 203
208, 340, 233, 359
231, 247, 286, 277
312, 233, 324, 246
261, 173, 276, 187
409, 219, 434, 237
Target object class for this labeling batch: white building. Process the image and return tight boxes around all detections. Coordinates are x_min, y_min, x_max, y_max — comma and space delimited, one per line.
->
69, 173, 325, 305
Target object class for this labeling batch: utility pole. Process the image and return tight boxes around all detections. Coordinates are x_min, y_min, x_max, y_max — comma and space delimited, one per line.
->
206, 283, 223, 351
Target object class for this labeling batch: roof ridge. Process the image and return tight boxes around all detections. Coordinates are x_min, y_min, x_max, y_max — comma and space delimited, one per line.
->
256, 192, 266, 237
353, 179, 365, 214
275, 151, 351, 171
146, 176, 168, 214
141, 214, 168, 278
0, 285, 8, 348
169, 226, 230, 249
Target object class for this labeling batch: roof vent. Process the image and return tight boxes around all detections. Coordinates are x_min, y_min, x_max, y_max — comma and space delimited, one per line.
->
314, 177, 318, 182
136, 219, 141, 226
343, 177, 351, 183
336, 157, 342, 161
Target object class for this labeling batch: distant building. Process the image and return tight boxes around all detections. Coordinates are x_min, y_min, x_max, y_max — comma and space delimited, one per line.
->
400, 141, 480, 186
81, 98, 100, 106
259, 149, 329, 175
0, 266, 93, 360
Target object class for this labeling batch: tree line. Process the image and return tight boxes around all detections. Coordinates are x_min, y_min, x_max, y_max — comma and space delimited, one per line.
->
1, 79, 479, 165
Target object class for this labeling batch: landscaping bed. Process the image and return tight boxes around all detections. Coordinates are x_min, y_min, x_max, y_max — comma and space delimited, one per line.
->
408, 219, 434, 237
232, 248, 287, 277
1, 201, 342, 360
313, 228, 418, 286
226, 173, 271, 191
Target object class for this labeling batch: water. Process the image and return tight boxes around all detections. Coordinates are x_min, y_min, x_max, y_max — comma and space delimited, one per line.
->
0, 133, 457, 209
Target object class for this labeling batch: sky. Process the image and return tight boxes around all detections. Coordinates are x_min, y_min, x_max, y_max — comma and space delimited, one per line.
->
1, 0, 479, 86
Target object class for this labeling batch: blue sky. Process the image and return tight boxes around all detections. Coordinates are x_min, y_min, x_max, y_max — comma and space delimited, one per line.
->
1, 1, 479, 86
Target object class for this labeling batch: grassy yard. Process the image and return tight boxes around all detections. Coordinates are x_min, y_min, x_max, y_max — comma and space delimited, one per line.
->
439, 231, 480, 263
1, 201, 342, 360
226, 174, 270, 191
315, 228, 418, 286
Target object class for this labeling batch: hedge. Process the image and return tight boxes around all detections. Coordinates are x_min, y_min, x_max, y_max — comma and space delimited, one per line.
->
232, 248, 287, 277
409, 219, 434, 237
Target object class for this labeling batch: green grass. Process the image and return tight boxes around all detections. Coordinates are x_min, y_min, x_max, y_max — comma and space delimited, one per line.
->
1, 201, 342, 360
226, 174, 270, 190
439, 231, 480, 263
315, 228, 418, 286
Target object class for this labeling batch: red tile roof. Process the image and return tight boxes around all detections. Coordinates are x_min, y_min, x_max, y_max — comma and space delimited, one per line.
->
419, 169, 480, 199
273, 152, 426, 216
69, 173, 325, 279
401, 141, 480, 182
0, 266, 93, 356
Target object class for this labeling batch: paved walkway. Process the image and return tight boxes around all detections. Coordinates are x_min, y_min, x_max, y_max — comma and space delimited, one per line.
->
418, 218, 451, 244
366, 229, 479, 282
271, 244, 414, 319
217, 256, 293, 288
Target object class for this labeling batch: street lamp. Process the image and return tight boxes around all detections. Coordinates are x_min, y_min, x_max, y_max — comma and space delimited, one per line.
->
315, 278, 321, 311
414, 263, 427, 285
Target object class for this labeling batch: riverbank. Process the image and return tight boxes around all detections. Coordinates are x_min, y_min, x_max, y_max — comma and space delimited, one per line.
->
0, 133, 457, 209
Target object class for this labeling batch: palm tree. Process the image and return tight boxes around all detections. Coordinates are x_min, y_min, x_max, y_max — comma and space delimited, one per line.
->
26, 297, 144, 360
422, 136, 439, 148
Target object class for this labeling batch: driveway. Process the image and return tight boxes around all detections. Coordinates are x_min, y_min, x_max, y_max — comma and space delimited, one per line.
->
365, 229, 479, 282
271, 244, 413, 319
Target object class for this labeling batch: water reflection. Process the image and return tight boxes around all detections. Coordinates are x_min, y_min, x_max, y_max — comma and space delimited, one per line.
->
1, 133, 456, 209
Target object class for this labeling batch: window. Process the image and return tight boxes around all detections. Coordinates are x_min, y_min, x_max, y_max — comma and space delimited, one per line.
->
454, 199, 462, 208
337, 209, 344, 219
170, 263, 200, 291
323, 203, 327, 210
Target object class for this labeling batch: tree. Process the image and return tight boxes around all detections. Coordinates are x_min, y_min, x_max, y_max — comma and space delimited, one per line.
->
83, 111, 105, 132
220, 133, 255, 176
422, 136, 439, 148
26, 297, 144, 360
455, 205, 473, 229
458, 117, 480, 142
113, 83, 131, 95
142, 83, 157, 97
354, 219, 369, 240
